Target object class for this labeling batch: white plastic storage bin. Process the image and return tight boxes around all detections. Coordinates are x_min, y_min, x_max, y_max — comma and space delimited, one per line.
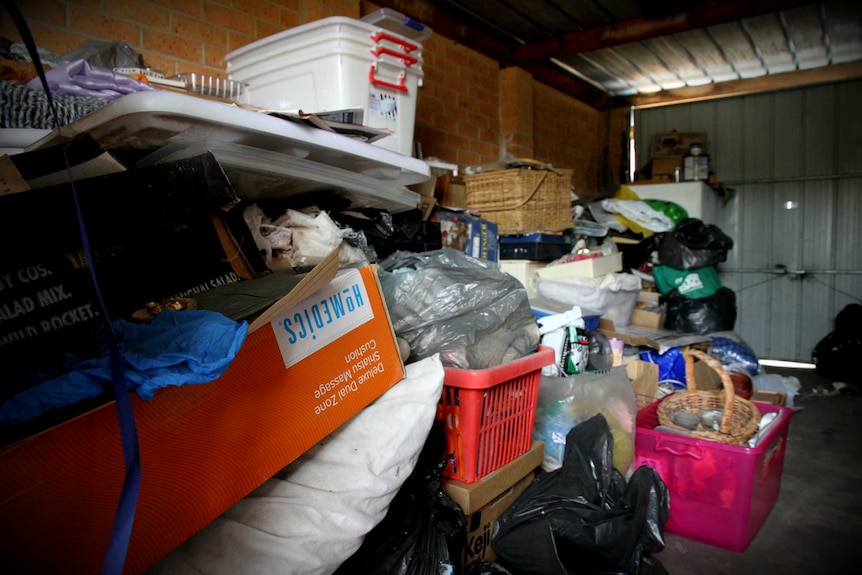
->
225, 16, 425, 157
535, 273, 642, 327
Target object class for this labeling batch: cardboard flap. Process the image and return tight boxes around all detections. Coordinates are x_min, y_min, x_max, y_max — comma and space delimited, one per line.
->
599, 318, 710, 354
4, 134, 126, 189
442, 441, 543, 515
248, 248, 340, 332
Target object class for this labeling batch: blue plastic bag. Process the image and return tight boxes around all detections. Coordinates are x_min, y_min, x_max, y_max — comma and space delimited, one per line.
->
640, 347, 687, 390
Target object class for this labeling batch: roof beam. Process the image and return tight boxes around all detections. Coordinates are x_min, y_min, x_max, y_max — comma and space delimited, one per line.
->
365, 0, 511, 61
366, 0, 609, 108
519, 62, 609, 110
512, 0, 820, 64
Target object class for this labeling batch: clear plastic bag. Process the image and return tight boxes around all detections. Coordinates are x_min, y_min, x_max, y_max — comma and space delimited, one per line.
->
64, 39, 143, 69
536, 272, 641, 327
378, 249, 540, 369
532, 368, 638, 475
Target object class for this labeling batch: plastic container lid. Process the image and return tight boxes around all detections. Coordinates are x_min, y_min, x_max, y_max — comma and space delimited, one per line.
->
137, 139, 420, 213
226, 15, 425, 76
360, 8, 433, 42
0, 128, 53, 154
31, 90, 430, 187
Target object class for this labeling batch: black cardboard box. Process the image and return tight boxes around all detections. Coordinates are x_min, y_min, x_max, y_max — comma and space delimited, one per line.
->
0, 152, 266, 422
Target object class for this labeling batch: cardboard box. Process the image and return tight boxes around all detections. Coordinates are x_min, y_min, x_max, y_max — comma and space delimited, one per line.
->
650, 156, 682, 180
431, 207, 499, 262
650, 132, 708, 157
626, 357, 723, 409
0, 253, 406, 574
627, 360, 660, 409
459, 472, 534, 571
535, 252, 623, 279
598, 317, 712, 355
629, 291, 667, 329
751, 390, 786, 406
435, 174, 467, 209
443, 440, 543, 515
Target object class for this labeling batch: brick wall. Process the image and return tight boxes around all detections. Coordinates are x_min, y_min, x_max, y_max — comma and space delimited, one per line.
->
415, 33, 501, 168
2, 0, 620, 188
534, 82, 608, 197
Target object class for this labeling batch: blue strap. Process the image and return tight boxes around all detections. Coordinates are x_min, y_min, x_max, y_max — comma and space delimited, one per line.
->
1, 2, 142, 573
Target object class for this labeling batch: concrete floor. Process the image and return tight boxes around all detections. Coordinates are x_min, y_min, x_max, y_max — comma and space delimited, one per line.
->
652, 366, 862, 575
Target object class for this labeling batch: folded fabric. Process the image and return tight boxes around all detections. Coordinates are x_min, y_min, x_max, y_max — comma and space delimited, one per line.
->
25, 59, 155, 100
0, 310, 248, 426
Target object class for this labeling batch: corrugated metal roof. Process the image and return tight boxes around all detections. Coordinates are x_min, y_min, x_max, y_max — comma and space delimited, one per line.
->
371, 0, 862, 108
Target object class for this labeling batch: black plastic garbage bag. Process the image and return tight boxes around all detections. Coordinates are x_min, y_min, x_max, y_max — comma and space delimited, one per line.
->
663, 286, 737, 334
466, 561, 514, 575
657, 217, 733, 269
492, 414, 669, 575
813, 304, 862, 384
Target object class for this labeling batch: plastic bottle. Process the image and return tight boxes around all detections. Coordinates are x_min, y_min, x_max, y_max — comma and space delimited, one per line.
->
564, 317, 589, 375
683, 142, 709, 181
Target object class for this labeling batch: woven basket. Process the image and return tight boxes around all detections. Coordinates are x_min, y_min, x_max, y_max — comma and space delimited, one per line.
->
463, 168, 572, 235
657, 349, 761, 445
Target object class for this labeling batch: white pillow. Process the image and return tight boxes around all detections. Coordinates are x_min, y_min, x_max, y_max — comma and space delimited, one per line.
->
148, 354, 445, 575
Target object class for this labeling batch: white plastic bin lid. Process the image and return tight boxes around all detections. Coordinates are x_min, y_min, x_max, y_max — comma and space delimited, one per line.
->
225, 16, 424, 75
360, 8, 433, 42
0, 128, 53, 155
28, 90, 431, 187
137, 139, 420, 213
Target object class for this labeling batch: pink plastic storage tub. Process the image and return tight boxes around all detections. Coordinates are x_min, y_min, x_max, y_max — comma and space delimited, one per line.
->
438, 346, 553, 483
635, 400, 794, 552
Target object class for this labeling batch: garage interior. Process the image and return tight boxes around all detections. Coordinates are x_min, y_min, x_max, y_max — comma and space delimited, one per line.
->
1, 1, 860, 574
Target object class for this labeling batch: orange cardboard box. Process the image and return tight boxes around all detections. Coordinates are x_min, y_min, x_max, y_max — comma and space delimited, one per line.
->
0, 252, 405, 574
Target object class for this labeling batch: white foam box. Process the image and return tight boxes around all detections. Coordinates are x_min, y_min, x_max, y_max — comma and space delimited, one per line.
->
226, 16, 424, 156
500, 260, 544, 298
535, 252, 623, 279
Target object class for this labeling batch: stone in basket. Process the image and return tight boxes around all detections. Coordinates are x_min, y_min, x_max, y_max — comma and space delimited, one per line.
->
657, 349, 761, 445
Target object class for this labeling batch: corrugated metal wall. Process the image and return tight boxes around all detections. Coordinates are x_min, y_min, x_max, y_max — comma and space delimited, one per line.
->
634, 79, 862, 362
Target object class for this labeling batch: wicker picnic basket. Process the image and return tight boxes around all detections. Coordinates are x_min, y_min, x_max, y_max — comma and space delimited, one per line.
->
463, 167, 572, 235
657, 349, 761, 445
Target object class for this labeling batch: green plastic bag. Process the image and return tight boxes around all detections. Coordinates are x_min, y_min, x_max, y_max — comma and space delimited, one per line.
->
652, 264, 721, 298
643, 199, 688, 226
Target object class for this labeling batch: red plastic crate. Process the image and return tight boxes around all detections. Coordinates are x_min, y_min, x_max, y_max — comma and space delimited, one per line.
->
438, 346, 554, 483
635, 399, 794, 552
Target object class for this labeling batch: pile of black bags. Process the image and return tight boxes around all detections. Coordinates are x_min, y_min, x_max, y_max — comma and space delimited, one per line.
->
652, 218, 737, 334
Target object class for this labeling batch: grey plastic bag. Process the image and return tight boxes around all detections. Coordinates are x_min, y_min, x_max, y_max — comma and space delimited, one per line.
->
378, 249, 540, 369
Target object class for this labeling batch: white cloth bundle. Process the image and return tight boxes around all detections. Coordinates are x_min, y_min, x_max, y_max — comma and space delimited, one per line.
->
148, 354, 445, 575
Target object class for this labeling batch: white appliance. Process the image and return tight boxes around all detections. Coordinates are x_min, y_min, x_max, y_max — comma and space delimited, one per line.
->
627, 181, 719, 224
